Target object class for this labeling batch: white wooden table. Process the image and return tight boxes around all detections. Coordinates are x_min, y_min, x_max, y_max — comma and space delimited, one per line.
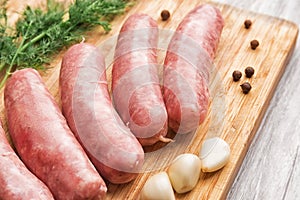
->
215, 0, 300, 199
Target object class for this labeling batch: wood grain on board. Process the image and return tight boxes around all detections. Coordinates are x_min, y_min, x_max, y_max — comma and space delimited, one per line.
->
1, 0, 298, 199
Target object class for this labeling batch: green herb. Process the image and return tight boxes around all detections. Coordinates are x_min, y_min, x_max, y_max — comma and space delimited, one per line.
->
0, 0, 130, 88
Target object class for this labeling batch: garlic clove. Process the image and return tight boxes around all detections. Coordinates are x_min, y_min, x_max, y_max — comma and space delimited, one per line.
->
140, 172, 175, 200
167, 153, 201, 194
199, 137, 230, 172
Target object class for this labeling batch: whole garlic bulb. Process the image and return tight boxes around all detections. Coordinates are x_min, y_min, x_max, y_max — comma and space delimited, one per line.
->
167, 153, 201, 194
140, 172, 175, 200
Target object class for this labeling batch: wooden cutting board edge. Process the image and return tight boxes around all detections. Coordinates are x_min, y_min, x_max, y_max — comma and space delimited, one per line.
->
212, 3, 299, 199
221, 33, 298, 199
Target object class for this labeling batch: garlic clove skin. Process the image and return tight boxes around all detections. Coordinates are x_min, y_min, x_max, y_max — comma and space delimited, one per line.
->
167, 153, 201, 194
199, 137, 230, 172
140, 172, 175, 200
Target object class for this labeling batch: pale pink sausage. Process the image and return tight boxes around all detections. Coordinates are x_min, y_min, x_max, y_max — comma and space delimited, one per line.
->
0, 120, 54, 200
163, 4, 224, 133
112, 14, 170, 146
60, 43, 144, 184
4, 68, 106, 200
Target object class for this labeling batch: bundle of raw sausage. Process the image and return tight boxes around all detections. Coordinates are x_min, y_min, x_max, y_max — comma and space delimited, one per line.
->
1, 4, 224, 197
58, 3, 223, 184
4, 69, 107, 199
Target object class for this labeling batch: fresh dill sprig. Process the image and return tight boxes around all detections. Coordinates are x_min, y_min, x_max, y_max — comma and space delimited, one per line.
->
0, 0, 129, 88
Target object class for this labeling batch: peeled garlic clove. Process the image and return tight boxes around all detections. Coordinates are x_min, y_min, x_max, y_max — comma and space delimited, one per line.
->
140, 172, 175, 200
167, 153, 201, 194
199, 137, 230, 172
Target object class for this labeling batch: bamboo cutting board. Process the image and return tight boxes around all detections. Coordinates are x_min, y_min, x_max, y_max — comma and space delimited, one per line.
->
1, 0, 298, 199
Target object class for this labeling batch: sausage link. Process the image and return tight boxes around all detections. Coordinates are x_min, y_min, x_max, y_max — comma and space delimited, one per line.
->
0, 120, 54, 200
4, 68, 107, 200
60, 43, 144, 184
112, 14, 170, 146
163, 4, 224, 133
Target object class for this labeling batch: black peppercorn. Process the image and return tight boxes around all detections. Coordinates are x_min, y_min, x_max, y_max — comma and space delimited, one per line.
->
232, 70, 242, 82
245, 66, 255, 78
244, 19, 252, 29
250, 40, 259, 50
240, 82, 252, 94
161, 10, 170, 21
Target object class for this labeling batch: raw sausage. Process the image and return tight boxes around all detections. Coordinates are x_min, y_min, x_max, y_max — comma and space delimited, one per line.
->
112, 14, 169, 146
60, 43, 144, 184
112, 14, 171, 146
4, 68, 107, 200
0, 120, 54, 200
163, 4, 224, 133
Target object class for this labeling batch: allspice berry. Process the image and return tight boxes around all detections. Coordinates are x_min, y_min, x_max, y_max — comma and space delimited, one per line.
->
245, 66, 255, 78
244, 20, 252, 29
232, 70, 242, 82
250, 40, 259, 50
161, 10, 170, 21
240, 82, 252, 94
